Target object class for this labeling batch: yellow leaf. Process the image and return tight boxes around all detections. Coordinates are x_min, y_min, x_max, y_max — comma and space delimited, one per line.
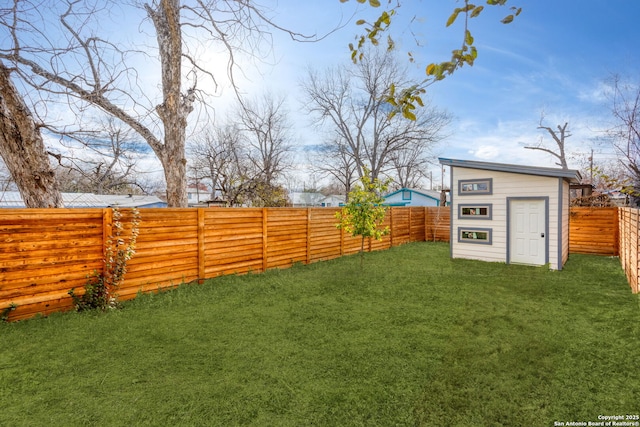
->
446, 9, 460, 27
426, 63, 436, 75
465, 30, 474, 46
369, 0, 381, 6
403, 110, 417, 121
470, 5, 484, 18
501, 15, 514, 24
381, 11, 390, 25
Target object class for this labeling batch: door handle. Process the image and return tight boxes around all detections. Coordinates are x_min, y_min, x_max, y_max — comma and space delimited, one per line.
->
541, 233, 545, 238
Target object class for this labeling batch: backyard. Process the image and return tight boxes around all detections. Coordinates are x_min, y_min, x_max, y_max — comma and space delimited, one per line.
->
1, 241, 638, 426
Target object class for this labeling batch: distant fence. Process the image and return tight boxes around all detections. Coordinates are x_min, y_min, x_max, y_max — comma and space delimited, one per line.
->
0, 206, 450, 321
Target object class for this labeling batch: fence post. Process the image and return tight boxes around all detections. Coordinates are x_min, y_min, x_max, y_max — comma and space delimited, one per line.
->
102, 208, 113, 279
408, 207, 413, 242
197, 208, 205, 284
631, 209, 640, 293
389, 208, 394, 247
262, 208, 268, 272
424, 207, 429, 242
340, 221, 344, 256
307, 208, 312, 264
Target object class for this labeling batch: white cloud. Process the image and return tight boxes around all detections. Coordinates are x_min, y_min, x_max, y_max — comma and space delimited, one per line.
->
468, 144, 500, 160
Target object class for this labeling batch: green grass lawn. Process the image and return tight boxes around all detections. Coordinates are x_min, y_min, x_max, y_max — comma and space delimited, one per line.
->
1, 242, 639, 426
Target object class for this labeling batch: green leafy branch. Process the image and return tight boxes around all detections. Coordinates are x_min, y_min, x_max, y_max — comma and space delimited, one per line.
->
342, 0, 521, 120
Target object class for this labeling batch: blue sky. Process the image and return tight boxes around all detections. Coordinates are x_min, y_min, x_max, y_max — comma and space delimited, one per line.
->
8, 1, 638, 189
228, 0, 640, 185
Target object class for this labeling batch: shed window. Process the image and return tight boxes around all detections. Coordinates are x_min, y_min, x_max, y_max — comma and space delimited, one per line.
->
459, 204, 492, 220
458, 227, 492, 244
459, 178, 492, 195
402, 190, 411, 200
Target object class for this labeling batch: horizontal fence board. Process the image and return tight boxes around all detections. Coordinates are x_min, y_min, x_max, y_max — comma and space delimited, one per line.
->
569, 207, 618, 256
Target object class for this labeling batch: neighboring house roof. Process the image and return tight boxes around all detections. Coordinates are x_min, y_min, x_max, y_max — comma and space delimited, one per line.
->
0, 192, 166, 208
384, 188, 448, 203
187, 183, 209, 192
438, 158, 582, 183
320, 194, 345, 207
96, 194, 167, 208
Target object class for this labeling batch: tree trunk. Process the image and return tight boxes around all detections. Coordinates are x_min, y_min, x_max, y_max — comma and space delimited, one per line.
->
0, 62, 63, 208
146, 0, 191, 207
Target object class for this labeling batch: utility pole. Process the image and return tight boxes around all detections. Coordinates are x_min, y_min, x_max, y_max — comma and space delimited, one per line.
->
589, 148, 594, 184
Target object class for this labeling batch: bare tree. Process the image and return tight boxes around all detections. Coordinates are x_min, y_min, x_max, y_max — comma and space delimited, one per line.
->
0, 62, 63, 207
525, 115, 570, 169
52, 117, 144, 194
188, 94, 293, 207
302, 49, 450, 185
389, 141, 433, 189
237, 93, 293, 188
188, 124, 253, 206
309, 137, 357, 197
0, 0, 316, 207
605, 74, 640, 204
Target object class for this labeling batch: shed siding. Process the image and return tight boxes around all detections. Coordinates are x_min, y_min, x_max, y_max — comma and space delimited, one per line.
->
452, 168, 563, 269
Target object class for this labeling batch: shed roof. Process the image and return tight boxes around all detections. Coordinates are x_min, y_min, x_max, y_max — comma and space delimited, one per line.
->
439, 158, 581, 183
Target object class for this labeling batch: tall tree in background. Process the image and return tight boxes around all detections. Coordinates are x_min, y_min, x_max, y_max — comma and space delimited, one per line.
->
524, 116, 570, 169
237, 93, 293, 193
310, 137, 358, 197
302, 49, 450, 186
1, 0, 519, 206
0, 62, 62, 207
188, 94, 293, 207
188, 124, 252, 206
0, 0, 313, 207
606, 74, 640, 205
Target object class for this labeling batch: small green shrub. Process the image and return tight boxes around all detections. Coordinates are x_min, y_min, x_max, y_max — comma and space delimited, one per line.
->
69, 208, 140, 312
336, 169, 390, 267
1, 303, 17, 322
69, 271, 120, 312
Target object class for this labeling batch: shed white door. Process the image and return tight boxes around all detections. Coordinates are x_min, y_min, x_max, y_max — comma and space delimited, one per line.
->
509, 199, 546, 266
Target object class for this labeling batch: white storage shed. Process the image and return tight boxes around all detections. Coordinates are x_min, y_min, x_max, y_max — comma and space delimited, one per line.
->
439, 158, 581, 270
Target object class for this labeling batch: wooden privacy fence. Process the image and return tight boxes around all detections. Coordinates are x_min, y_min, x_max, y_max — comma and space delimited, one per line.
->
0, 206, 450, 321
618, 207, 640, 294
568, 207, 619, 256
2, 206, 636, 321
